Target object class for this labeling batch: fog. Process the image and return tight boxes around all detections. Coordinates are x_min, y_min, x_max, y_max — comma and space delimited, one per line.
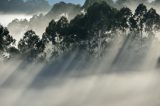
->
0, 14, 32, 27
1, 1, 160, 106
0, 34, 160, 106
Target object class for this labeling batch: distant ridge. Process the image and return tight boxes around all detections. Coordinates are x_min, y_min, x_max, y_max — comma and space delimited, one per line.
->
46, 2, 82, 20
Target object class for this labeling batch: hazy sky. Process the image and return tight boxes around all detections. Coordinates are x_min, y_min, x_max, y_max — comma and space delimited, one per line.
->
48, 0, 85, 5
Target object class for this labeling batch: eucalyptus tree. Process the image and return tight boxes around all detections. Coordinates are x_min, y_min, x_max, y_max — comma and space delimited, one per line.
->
0, 25, 15, 52
0, 25, 16, 60
18, 30, 44, 61
44, 16, 69, 45
144, 8, 160, 38
116, 7, 132, 34
132, 3, 148, 45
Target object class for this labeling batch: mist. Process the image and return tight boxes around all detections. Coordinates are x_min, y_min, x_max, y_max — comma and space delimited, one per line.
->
1, 1, 160, 106
0, 33, 160, 106
0, 14, 32, 27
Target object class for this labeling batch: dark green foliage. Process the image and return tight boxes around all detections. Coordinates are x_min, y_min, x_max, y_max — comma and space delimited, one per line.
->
69, 2, 118, 42
45, 20, 57, 43
42, 2, 160, 56
44, 16, 69, 44
129, 17, 138, 31
0, 25, 15, 51
43, 2, 119, 54
86, 2, 118, 31
56, 16, 69, 37
18, 30, 45, 61
18, 30, 40, 53
116, 7, 132, 31
4, 2, 160, 62
69, 14, 87, 41
144, 8, 160, 31
134, 4, 147, 32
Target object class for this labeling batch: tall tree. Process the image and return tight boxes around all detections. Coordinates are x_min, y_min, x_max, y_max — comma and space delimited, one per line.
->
134, 3, 147, 41
0, 25, 15, 51
18, 30, 43, 61
144, 8, 160, 38
44, 17, 69, 44
116, 7, 132, 32
44, 20, 57, 44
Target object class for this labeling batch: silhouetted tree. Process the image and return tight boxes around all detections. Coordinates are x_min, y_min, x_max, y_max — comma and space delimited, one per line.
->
144, 8, 160, 38
69, 14, 87, 42
86, 2, 117, 31
0, 25, 15, 52
44, 20, 57, 44
18, 30, 43, 61
44, 16, 69, 45
134, 4, 147, 35
116, 7, 132, 32
56, 16, 69, 38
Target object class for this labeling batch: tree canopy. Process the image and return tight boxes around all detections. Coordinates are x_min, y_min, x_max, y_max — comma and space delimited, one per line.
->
2, 2, 160, 63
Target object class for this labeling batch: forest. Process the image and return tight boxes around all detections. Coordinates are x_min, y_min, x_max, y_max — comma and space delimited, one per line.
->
1, 1, 160, 106
0, 1, 160, 68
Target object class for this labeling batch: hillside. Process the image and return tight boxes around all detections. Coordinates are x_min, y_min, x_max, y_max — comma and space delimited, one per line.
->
46, 2, 82, 20
8, 2, 82, 39
83, 0, 115, 8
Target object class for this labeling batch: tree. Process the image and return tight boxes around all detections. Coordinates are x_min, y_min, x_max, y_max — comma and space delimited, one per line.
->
18, 30, 44, 61
0, 25, 16, 60
44, 19, 57, 44
44, 16, 69, 44
86, 2, 117, 31
116, 7, 132, 32
133, 3, 148, 45
69, 14, 87, 42
129, 17, 138, 32
144, 8, 160, 38
0, 25, 15, 52
56, 16, 69, 37
134, 4, 147, 33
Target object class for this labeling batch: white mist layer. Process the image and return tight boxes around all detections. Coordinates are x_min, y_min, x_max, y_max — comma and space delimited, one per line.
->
0, 35, 160, 106
0, 66, 159, 106
0, 14, 32, 27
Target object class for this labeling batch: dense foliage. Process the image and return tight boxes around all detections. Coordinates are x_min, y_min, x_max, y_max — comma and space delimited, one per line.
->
2, 2, 160, 63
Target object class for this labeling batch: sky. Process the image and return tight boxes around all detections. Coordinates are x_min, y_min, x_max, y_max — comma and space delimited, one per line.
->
48, 0, 85, 5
